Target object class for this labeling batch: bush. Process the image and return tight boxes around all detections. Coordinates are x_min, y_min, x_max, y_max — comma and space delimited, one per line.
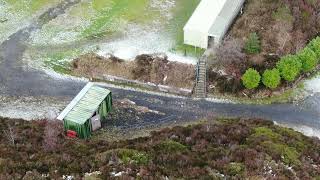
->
118, 149, 149, 165
276, 55, 302, 82
261, 141, 301, 166
262, 69, 281, 89
241, 68, 261, 89
308, 36, 320, 59
99, 148, 149, 166
298, 47, 318, 72
244, 33, 261, 54
43, 120, 63, 152
156, 140, 188, 153
252, 127, 281, 142
226, 162, 245, 176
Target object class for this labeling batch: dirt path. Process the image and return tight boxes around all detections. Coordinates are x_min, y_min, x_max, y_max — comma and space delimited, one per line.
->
0, 0, 319, 138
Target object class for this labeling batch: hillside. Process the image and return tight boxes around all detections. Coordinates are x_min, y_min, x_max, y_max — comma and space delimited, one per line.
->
0, 117, 319, 179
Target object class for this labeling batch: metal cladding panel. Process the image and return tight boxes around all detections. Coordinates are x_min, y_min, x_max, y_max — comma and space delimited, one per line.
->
184, 0, 227, 34
64, 85, 111, 125
208, 0, 245, 44
184, 29, 209, 49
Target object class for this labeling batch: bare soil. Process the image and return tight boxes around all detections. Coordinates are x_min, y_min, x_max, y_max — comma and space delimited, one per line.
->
71, 53, 195, 89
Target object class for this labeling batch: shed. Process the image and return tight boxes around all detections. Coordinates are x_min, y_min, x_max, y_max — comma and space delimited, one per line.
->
183, 0, 245, 49
57, 82, 112, 139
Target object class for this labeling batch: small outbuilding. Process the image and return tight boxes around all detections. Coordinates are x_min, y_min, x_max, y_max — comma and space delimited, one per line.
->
57, 82, 112, 139
183, 0, 245, 49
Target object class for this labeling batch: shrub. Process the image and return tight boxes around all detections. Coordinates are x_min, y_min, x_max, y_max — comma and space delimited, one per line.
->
43, 120, 63, 152
98, 148, 149, 166
298, 47, 318, 72
262, 69, 281, 89
241, 68, 261, 89
226, 162, 245, 176
118, 149, 149, 165
156, 140, 188, 153
244, 33, 261, 54
308, 36, 320, 59
252, 127, 281, 142
214, 37, 245, 67
261, 141, 301, 166
276, 55, 302, 82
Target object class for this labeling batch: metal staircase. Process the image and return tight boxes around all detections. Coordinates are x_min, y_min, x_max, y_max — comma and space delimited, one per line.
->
195, 56, 207, 98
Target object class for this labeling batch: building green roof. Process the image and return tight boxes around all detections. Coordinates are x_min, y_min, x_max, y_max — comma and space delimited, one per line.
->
57, 82, 111, 124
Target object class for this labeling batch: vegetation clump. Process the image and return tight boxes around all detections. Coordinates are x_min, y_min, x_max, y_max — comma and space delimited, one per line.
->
241, 68, 261, 89
226, 162, 245, 176
276, 55, 302, 82
0, 117, 319, 179
298, 47, 318, 72
262, 68, 281, 89
156, 140, 188, 153
308, 36, 320, 59
244, 32, 261, 54
208, 0, 320, 96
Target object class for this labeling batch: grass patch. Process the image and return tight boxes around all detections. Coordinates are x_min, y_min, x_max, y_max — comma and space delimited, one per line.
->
156, 140, 188, 153
81, 0, 153, 39
43, 49, 84, 74
4, 0, 61, 14
272, 4, 294, 22
261, 141, 301, 166
167, 0, 201, 55
226, 162, 245, 176
97, 148, 149, 166
209, 87, 298, 105
252, 127, 282, 141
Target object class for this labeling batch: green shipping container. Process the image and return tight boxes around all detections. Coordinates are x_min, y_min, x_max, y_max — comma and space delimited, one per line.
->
57, 83, 112, 139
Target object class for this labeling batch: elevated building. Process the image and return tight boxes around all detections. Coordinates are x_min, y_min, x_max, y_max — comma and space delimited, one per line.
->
184, 0, 245, 49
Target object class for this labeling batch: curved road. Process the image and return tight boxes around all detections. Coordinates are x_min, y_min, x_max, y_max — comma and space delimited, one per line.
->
0, 1, 319, 135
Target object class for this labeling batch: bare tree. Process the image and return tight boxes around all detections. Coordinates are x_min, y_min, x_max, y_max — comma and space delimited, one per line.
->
43, 120, 63, 152
3, 124, 17, 146
214, 37, 246, 67
212, 37, 246, 79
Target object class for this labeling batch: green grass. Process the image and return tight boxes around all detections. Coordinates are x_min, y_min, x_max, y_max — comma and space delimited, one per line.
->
167, 0, 202, 55
272, 4, 294, 22
4, 0, 61, 14
0, 0, 62, 43
209, 88, 297, 105
81, 0, 154, 38
26, 0, 202, 76
43, 49, 84, 74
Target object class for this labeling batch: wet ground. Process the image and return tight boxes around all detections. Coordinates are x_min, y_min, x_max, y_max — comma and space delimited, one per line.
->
0, 0, 319, 138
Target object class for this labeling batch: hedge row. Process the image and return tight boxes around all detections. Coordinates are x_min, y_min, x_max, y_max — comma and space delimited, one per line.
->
242, 36, 320, 89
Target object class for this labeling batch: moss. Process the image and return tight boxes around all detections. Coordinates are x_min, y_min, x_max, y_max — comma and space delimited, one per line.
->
156, 140, 188, 153
272, 5, 294, 22
81, 0, 153, 39
118, 149, 149, 165
252, 127, 281, 141
209, 86, 299, 105
0, 158, 5, 172
226, 162, 245, 176
275, 127, 308, 152
261, 141, 301, 166
216, 118, 240, 125
97, 148, 149, 166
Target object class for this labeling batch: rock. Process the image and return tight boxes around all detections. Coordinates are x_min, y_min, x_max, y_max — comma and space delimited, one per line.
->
272, 91, 282, 96
170, 134, 179, 140
186, 137, 192, 143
